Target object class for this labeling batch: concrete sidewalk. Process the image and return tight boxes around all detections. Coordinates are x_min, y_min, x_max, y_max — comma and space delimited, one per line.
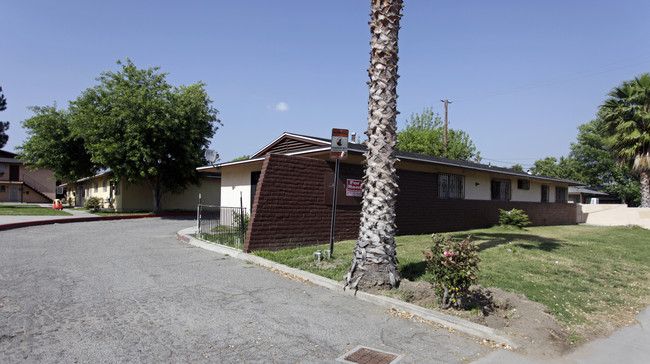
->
473, 306, 650, 363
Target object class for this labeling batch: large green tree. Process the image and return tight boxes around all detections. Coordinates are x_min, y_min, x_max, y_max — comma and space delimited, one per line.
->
20, 59, 221, 212
600, 73, 650, 207
0, 86, 9, 148
530, 156, 581, 181
570, 116, 639, 205
529, 115, 640, 206
68, 59, 220, 212
345, 0, 403, 291
396, 107, 481, 161
19, 105, 97, 181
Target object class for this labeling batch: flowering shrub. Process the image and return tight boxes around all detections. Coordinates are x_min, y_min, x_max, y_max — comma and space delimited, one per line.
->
498, 208, 531, 228
423, 234, 480, 309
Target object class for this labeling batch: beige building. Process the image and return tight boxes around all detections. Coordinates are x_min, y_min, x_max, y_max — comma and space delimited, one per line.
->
0, 150, 56, 203
62, 171, 220, 212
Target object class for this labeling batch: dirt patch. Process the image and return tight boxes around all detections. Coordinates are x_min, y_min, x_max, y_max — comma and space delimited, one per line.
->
394, 279, 573, 356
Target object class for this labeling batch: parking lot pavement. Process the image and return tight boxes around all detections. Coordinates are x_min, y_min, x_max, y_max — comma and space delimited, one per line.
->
0, 218, 492, 363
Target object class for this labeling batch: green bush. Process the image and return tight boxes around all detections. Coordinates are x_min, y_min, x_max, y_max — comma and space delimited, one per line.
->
84, 196, 102, 212
498, 208, 531, 228
423, 234, 480, 309
233, 210, 250, 233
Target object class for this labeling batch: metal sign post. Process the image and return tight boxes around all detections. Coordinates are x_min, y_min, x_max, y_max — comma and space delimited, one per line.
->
329, 129, 349, 256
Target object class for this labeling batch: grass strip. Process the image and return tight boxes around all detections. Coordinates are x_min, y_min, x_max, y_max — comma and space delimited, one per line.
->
252, 225, 650, 341
0, 204, 72, 216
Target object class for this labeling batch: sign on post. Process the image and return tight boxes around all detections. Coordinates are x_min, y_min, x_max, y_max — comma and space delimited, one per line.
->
330, 129, 349, 160
346, 179, 363, 197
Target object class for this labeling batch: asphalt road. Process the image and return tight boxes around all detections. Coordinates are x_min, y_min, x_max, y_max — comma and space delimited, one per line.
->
0, 218, 491, 363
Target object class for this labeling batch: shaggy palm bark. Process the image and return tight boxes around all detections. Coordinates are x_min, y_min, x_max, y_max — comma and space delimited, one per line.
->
345, 0, 403, 291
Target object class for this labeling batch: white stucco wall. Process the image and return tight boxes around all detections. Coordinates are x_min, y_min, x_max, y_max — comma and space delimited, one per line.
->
220, 163, 262, 209
463, 171, 490, 200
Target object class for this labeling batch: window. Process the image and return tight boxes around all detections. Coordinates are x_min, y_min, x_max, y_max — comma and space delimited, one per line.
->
541, 185, 549, 202
103, 180, 107, 192
438, 173, 464, 199
491, 179, 511, 201
517, 179, 530, 190
94, 182, 98, 192
555, 187, 567, 203
0, 185, 5, 192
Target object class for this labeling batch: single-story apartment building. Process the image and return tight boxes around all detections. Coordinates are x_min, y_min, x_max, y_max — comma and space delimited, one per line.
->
198, 132, 583, 253
61, 171, 220, 212
0, 150, 56, 203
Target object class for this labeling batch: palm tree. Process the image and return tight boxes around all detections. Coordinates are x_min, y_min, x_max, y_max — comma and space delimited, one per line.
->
345, 0, 403, 290
600, 73, 650, 207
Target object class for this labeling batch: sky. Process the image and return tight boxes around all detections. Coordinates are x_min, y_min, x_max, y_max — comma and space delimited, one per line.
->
2, 0, 650, 169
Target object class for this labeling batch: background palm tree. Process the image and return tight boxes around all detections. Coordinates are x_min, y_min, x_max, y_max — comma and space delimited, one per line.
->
600, 73, 650, 208
345, 0, 403, 290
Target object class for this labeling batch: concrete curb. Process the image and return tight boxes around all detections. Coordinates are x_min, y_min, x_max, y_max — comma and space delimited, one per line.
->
0, 212, 194, 231
176, 227, 517, 349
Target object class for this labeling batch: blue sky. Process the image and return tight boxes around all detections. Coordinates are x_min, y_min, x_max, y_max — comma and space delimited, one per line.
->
2, 0, 649, 169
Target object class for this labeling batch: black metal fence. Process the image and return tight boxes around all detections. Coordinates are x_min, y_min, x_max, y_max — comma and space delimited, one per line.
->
196, 205, 249, 249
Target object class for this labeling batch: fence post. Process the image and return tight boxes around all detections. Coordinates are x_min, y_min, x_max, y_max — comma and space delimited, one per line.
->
196, 204, 201, 236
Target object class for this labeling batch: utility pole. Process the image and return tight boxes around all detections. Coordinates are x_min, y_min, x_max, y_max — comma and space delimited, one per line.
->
440, 99, 452, 157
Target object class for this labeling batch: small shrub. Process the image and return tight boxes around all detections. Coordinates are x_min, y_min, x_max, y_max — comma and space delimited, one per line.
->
84, 196, 102, 212
233, 210, 250, 233
423, 234, 480, 309
498, 208, 531, 228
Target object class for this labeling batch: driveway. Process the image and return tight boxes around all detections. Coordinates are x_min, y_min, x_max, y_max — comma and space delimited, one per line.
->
0, 218, 491, 363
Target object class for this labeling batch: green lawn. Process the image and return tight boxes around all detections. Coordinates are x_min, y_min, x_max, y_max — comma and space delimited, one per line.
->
0, 204, 72, 216
253, 225, 650, 341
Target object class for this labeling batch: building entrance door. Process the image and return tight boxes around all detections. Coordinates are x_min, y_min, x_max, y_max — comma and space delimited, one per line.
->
9, 185, 20, 202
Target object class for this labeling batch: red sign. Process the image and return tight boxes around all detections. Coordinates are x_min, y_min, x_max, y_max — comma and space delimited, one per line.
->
346, 179, 363, 197
331, 128, 349, 160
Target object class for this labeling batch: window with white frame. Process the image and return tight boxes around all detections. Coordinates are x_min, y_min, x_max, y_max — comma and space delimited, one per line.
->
438, 173, 464, 199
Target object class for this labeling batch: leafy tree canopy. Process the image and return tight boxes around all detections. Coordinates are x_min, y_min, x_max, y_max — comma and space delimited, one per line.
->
230, 155, 250, 162
510, 163, 524, 172
530, 115, 640, 206
570, 115, 639, 205
19, 59, 221, 212
530, 156, 581, 181
0, 86, 9, 149
396, 107, 480, 162
19, 105, 97, 181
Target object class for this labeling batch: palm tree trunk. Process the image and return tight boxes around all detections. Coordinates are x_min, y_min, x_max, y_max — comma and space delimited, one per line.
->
640, 170, 650, 208
345, 0, 403, 291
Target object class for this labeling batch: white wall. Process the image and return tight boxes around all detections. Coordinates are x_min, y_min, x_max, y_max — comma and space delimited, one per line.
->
220, 163, 262, 209
464, 171, 490, 200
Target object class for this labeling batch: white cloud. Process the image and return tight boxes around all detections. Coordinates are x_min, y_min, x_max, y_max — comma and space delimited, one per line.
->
275, 102, 290, 112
